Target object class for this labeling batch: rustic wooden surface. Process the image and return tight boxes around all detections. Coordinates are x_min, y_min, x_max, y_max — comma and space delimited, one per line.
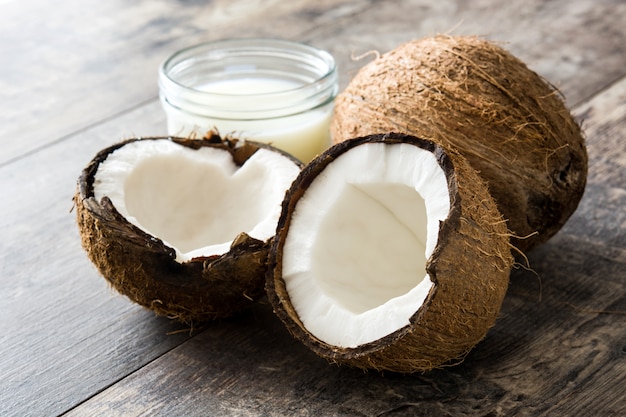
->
1, 0, 625, 416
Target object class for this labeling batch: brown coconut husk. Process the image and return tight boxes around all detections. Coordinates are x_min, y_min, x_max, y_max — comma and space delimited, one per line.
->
331, 35, 588, 253
267, 133, 513, 373
75, 134, 302, 323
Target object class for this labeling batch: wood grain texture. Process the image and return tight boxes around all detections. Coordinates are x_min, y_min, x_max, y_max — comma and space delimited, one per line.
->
0, 0, 371, 165
1, 0, 625, 416
63, 227, 626, 415
0, 104, 192, 417
3, 0, 625, 165
307, 0, 626, 105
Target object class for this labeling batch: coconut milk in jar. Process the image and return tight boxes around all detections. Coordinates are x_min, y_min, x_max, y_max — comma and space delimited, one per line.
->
158, 38, 338, 162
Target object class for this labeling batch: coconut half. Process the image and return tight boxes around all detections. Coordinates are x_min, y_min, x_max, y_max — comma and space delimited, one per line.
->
267, 133, 513, 373
331, 35, 588, 253
75, 134, 301, 322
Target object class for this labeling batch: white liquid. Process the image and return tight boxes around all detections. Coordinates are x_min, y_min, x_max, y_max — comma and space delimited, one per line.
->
200, 78, 297, 94
162, 77, 333, 163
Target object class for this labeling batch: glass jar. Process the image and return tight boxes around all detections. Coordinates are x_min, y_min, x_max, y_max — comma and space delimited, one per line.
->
158, 38, 338, 162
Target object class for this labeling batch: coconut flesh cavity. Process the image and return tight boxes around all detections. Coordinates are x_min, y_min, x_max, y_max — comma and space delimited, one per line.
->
331, 35, 588, 253
268, 133, 513, 373
76, 134, 301, 322
93, 138, 298, 262
279, 139, 449, 347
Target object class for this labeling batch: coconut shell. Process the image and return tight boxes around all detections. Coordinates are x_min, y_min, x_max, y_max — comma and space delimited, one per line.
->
75, 134, 301, 323
331, 35, 588, 253
267, 133, 513, 373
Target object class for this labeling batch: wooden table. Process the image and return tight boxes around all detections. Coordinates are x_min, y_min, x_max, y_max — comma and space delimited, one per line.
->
1, 0, 625, 415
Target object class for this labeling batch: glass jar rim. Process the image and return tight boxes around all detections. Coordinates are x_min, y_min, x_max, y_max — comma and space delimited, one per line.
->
159, 38, 337, 98
158, 38, 338, 119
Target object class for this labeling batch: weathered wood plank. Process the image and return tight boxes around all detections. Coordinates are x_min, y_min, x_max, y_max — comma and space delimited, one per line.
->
61, 76, 626, 417
3, 0, 626, 166
59, 250, 626, 416
0, 0, 373, 165
0, 104, 194, 417
307, 0, 626, 105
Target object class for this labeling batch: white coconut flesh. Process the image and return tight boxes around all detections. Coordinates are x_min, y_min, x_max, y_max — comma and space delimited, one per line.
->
282, 143, 451, 348
92, 139, 300, 262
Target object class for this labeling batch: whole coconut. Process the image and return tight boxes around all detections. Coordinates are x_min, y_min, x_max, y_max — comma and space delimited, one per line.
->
331, 35, 587, 253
